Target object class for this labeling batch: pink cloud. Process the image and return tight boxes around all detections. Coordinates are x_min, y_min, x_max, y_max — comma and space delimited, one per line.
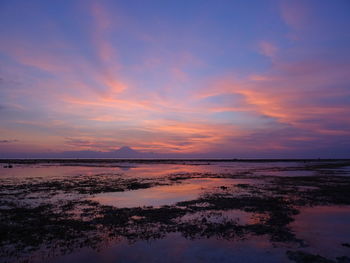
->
200, 58, 350, 138
279, 0, 310, 30
259, 41, 278, 59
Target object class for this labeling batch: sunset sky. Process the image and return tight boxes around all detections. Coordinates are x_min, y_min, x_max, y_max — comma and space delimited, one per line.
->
0, 0, 350, 158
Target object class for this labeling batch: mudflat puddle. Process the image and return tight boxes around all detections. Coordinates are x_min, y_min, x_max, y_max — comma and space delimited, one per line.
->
90, 178, 255, 208
290, 206, 350, 259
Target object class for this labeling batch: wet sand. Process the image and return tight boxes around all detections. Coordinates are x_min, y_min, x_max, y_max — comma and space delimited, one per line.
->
0, 159, 350, 263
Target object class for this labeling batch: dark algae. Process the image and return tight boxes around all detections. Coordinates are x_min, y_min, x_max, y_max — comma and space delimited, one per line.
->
287, 251, 350, 263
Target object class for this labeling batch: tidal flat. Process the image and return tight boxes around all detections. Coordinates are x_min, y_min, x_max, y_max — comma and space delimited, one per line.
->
0, 160, 350, 263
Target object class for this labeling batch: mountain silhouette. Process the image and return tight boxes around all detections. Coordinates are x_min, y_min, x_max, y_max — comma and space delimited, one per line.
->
111, 146, 142, 157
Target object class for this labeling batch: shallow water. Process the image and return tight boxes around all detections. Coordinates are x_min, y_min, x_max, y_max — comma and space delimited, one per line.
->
90, 178, 256, 208
291, 206, 350, 258
0, 160, 308, 179
48, 233, 288, 263
1, 160, 350, 263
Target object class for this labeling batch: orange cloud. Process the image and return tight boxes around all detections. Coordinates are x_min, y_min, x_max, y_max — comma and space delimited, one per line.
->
199, 58, 350, 139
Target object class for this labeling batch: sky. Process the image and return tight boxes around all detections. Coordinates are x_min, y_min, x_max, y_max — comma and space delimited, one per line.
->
0, 0, 350, 158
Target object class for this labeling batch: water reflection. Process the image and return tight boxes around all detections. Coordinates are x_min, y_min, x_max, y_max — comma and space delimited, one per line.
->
0, 160, 312, 180
291, 206, 350, 258
91, 178, 254, 208
48, 233, 287, 263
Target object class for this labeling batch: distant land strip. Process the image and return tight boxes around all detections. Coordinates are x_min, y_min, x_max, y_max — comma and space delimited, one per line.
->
1, 158, 350, 164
